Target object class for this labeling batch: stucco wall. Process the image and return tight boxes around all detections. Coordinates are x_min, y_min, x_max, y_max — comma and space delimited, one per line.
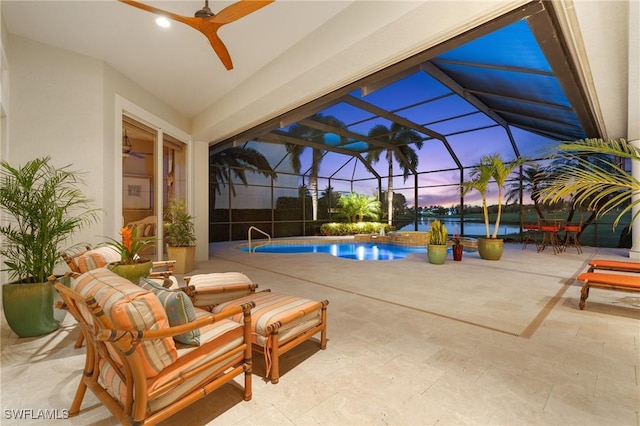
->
3, 34, 203, 268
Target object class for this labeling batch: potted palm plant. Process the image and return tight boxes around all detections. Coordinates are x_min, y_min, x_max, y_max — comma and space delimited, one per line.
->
427, 219, 448, 264
0, 157, 98, 337
164, 198, 197, 274
461, 154, 524, 260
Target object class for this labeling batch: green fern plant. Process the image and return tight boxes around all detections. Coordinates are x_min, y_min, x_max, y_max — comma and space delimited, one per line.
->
164, 199, 196, 247
428, 220, 448, 245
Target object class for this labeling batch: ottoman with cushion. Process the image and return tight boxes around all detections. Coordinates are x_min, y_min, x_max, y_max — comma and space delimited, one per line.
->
183, 272, 259, 308
212, 291, 328, 384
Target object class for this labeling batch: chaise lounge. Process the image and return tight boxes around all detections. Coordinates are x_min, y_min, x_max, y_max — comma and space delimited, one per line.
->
576, 259, 640, 309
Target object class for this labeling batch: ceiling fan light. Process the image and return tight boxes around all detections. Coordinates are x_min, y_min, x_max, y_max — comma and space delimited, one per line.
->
194, 7, 214, 18
155, 17, 171, 28
122, 130, 132, 155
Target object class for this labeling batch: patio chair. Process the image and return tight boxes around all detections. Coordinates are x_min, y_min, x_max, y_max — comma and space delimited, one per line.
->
521, 222, 540, 250
562, 216, 583, 254
62, 246, 177, 348
53, 269, 254, 426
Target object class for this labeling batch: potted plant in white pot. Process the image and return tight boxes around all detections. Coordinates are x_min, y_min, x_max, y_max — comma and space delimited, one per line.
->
460, 154, 524, 260
0, 157, 98, 337
164, 198, 196, 274
427, 219, 448, 264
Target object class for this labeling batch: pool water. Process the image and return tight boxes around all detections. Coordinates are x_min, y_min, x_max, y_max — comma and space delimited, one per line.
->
239, 242, 430, 261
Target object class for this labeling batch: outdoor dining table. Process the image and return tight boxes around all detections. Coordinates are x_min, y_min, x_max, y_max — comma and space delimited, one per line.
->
538, 219, 564, 254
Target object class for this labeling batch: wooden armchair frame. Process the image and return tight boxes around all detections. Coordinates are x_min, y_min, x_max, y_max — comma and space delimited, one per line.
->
54, 277, 254, 426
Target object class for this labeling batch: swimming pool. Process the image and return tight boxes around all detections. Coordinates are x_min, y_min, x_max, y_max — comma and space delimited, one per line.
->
238, 242, 430, 261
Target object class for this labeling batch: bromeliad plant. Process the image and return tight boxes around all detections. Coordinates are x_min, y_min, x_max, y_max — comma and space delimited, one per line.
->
106, 226, 156, 264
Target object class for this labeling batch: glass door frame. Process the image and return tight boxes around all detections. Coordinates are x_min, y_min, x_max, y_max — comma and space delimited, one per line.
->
115, 95, 193, 260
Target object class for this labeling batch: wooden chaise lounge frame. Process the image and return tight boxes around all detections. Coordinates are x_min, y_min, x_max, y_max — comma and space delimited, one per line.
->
54, 276, 254, 426
576, 259, 640, 310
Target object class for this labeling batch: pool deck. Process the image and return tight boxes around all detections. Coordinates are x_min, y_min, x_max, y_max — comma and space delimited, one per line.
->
1, 239, 639, 425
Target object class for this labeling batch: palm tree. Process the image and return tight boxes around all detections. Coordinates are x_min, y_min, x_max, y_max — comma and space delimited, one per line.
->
366, 123, 423, 225
488, 154, 526, 239
460, 159, 494, 238
338, 192, 381, 223
209, 146, 276, 211
505, 163, 547, 220
461, 154, 524, 238
537, 138, 639, 230
286, 113, 345, 221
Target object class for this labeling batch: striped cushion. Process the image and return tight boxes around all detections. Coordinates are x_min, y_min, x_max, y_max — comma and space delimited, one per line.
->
188, 272, 256, 307
98, 313, 244, 411
212, 292, 322, 347
77, 246, 121, 272
139, 278, 200, 346
72, 268, 177, 378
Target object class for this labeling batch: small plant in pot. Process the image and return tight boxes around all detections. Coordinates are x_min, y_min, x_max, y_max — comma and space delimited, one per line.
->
104, 226, 156, 283
452, 234, 463, 261
460, 154, 525, 260
427, 219, 448, 265
164, 198, 196, 274
0, 157, 98, 337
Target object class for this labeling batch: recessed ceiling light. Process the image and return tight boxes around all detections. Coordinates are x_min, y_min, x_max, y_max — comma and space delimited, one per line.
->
156, 17, 170, 28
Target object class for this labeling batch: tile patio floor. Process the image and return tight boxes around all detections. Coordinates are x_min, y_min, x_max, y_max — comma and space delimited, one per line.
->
1, 240, 639, 425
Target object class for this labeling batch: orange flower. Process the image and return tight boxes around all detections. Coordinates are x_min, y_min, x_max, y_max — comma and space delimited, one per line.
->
121, 227, 133, 251
106, 226, 156, 265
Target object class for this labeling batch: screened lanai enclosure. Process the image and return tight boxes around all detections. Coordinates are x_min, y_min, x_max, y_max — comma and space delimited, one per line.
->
209, 1, 631, 248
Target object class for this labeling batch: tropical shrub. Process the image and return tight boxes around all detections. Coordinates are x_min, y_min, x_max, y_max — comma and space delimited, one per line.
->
337, 192, 381, 223
320, 222, 393, 236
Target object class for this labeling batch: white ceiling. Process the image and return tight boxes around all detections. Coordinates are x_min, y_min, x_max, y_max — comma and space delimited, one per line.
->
1, 1, 634, 145
2, 0, 355, 118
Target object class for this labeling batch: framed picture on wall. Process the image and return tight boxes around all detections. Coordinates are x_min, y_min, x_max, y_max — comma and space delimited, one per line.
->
123, 176, 152, 209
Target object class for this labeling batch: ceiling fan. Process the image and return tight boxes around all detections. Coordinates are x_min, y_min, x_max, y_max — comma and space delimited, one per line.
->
122, 130, 147, 159
118, 0, 274, 70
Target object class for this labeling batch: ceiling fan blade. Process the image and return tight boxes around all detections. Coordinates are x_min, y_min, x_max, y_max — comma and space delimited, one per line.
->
202, 32, 234, 70
210, 0, 274, 26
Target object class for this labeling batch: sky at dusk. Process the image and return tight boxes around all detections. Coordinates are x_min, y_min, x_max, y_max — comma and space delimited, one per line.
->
226, 18, 575, 211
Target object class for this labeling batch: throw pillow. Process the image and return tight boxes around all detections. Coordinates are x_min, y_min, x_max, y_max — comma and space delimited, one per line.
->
139, 278, 200, 346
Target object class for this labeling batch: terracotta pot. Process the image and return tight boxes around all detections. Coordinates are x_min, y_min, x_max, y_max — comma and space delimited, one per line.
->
108, 260, 153, 283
